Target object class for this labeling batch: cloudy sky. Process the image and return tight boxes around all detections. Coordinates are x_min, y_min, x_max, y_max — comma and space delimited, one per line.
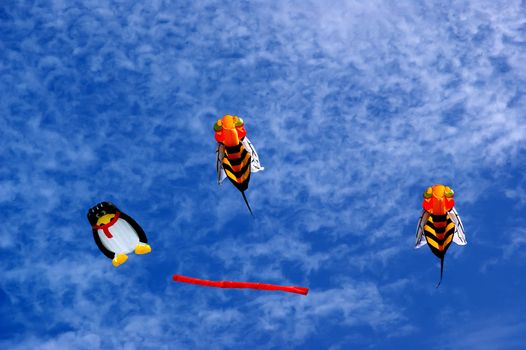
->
1, 0, 525, 349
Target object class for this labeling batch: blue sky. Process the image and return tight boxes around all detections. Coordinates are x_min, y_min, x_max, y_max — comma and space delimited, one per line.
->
1, 0, 525, 349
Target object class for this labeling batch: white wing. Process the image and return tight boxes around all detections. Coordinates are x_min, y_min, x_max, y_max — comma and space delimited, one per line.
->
449, 207, 467, 246
216, 144, 227, 185
415, 210, 429, 248
241, 137, 264, 173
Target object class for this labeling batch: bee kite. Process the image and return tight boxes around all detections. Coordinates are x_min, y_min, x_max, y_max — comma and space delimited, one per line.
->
415, 184, 467, 287
214, 115, 263, 215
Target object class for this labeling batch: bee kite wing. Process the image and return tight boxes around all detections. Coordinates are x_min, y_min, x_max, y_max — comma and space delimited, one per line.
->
415, 209, 429, 248
241, 136, 264, 173
216, 144, 227, 184
449, 207, 467, 246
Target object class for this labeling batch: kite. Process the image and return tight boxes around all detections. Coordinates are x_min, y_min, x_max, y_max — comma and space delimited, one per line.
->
415, 184, 467, 287
214, 114, 263, 216
87, 201, 152, 267
173, 274, 308, 295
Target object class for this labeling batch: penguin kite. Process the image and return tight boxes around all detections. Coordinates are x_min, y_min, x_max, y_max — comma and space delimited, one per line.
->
87, 201, 152, 267
214, 115, 264, 215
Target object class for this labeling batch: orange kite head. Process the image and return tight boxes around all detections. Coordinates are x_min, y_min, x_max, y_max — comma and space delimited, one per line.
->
422, 184, 455, 215
213, 115, 247, 146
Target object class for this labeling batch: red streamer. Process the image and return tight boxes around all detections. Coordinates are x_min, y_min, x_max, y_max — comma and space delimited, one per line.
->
172, 274, 308, 295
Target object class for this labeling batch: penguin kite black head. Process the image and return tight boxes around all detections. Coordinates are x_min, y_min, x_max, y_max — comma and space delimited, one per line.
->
87, 201, 119, 226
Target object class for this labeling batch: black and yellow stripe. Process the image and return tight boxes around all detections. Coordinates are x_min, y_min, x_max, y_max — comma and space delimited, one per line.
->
424, 213, 455, 287
424, 214, 455, 257
223, 142, 251, 192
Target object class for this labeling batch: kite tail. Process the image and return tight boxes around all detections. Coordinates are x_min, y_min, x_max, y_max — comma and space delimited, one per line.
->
241, 191, 254, 217
436, 258, 444, 288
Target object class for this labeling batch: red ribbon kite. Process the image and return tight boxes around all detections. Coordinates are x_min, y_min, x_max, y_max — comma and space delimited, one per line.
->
172, 274, 308, 295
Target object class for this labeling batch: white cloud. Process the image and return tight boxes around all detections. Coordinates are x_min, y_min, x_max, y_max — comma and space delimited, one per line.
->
435, 317, 526, 350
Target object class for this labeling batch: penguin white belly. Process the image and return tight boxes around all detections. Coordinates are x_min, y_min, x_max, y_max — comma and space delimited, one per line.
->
98, 219, 139, 255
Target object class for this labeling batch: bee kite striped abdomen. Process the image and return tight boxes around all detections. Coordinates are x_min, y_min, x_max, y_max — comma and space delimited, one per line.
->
223, 143, 252, 192
424, 214, 455, 254
424, 213, 455, 287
